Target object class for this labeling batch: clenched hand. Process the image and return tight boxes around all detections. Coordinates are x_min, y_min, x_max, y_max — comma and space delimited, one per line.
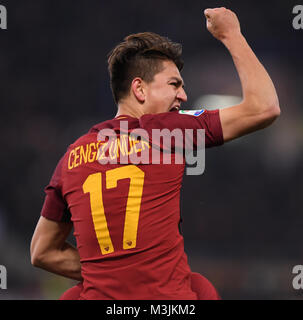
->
204, 7, 241, 41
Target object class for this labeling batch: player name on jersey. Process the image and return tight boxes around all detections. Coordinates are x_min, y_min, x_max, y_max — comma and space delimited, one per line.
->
68, 134, 150, 169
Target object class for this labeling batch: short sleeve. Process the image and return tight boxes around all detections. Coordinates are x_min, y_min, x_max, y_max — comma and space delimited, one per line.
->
40, 157, 71, 222
139, 109, 224, 148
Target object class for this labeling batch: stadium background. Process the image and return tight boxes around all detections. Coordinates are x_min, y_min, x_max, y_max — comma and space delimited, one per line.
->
0, 0, 302, 299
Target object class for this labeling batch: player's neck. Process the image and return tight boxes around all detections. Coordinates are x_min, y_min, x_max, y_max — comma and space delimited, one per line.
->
116, 99, 144, 119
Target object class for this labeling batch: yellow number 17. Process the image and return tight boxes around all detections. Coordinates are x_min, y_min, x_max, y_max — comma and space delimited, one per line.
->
83, 165, 145, 255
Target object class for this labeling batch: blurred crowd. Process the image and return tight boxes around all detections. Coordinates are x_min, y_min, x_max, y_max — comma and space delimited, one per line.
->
0, 0, 302, 299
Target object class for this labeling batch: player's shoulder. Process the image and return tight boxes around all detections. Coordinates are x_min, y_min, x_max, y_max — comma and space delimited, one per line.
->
65, 116, 139, 151
139, 108, 214, 130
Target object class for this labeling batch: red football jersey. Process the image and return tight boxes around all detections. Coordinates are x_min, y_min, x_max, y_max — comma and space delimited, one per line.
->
41, 110, 223, 300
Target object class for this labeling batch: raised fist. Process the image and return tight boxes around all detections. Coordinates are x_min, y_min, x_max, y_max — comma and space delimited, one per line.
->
204, 7, 241, 41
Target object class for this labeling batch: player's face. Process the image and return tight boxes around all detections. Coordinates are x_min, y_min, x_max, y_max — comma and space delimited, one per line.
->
143, 60, 187, 114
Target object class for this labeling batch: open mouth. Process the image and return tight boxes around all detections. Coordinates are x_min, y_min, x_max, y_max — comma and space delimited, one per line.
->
169, 106, 180, 112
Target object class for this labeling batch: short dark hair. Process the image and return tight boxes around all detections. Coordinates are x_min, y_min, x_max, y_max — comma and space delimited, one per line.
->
107, 32, 183, 104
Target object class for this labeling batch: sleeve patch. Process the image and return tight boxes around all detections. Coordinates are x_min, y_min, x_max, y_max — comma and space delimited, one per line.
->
178, 109, 205, 116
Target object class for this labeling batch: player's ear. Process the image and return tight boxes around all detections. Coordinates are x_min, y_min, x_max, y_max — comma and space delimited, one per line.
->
131, 78, 146, 103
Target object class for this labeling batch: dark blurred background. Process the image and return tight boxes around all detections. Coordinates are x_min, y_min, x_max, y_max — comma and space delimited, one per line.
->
0, 0, 302, 299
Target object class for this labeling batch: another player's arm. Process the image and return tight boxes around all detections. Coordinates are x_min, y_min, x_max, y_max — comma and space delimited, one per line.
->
204, 8, 280, 142
30, 216, 82, 281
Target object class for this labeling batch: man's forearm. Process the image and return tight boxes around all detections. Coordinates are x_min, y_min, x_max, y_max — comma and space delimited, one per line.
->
222, 33, 279, 114
33, 241, 83, 281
